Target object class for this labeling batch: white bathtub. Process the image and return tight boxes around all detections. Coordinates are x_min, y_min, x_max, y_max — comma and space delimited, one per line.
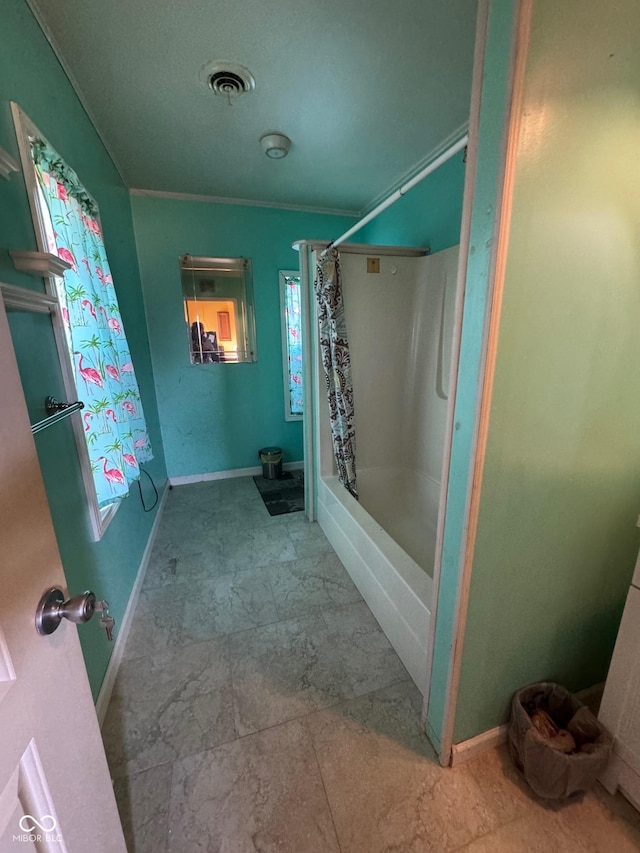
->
356, 465, 440, 578
317, 471, 433, 692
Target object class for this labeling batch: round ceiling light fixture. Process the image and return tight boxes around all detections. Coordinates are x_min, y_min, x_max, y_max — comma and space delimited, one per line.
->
260, 132, 292, 159
199, 61, 255, 102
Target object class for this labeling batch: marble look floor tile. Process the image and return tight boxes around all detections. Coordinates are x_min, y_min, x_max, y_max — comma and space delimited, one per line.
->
162, 481, 265, 529
150, 510, 214, 560
207, 503, 281, 531
113, 763, 173, 853
590, 783, 640, 847
143, 546, 226, 591
280, 509, 311, 526
167, 720, 340, 853
113, 637, 232, 704
230, 614, 355, 736
123, 584, 187, 661
465, 744, 541, 827
466, 744, 640, 852
456, 811, 593, 852
103, 686, 236, 778
181, 568, 279, 643
321, 601, 409, 696
219, 524, 297, 571
268, 553, 362, 620
306, 681, 503, 853
103, 640, 236, 777
544, 784, 640, 853
161, 491, 214, 518
143, 554, 180, 590
287, 519, 335, 558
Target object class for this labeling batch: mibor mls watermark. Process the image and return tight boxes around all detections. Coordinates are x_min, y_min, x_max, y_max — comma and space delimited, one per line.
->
13, 815, 63, 844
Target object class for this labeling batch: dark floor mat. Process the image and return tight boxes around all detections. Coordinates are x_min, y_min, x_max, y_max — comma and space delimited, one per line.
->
253, 470, 304, 516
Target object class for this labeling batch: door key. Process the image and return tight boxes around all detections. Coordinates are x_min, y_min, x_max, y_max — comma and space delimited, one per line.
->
95, 599, 116, 642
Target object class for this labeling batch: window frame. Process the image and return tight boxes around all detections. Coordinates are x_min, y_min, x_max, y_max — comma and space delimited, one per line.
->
11, 102, 119, 540
279, 269, 303, 422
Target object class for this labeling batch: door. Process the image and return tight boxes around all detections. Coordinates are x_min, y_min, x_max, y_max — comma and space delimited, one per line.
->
0, 298, 125, 850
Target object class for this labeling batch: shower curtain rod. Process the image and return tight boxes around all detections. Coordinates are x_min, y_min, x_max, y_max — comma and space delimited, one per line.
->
291, 240, 428, 257
330, 134, 469, 250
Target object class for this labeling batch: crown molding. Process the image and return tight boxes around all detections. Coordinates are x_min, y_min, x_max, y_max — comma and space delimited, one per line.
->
129, 188, 359, 218
360, 121, 470, 217
25, 0, 129, 187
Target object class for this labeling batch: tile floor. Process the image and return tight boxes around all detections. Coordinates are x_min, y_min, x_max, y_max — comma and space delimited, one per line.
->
103, 477, 640, 852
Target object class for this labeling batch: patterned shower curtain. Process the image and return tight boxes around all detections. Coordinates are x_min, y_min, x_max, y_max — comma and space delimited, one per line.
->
314, 248, 358, 498
30, 137, 153, 508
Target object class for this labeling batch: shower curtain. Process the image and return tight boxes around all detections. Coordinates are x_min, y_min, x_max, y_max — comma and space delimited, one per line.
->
314, 248, 358, 498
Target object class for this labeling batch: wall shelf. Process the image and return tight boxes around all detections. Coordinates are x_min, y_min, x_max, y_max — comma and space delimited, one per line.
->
0, 147, 20, 180
9, 250, 72, 278
0, 281, 59, 313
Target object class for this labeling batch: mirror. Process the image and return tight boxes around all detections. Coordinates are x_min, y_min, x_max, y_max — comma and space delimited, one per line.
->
180, 254, 257, 363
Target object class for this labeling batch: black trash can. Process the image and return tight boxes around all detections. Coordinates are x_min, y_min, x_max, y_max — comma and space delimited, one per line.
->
259, 447, 283, 480
509, 681, 612, 799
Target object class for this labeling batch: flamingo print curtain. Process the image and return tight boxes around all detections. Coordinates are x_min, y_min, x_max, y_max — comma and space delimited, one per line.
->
30, 137, 152, 508
314, 248, 357, 498
283, 274, 303, 417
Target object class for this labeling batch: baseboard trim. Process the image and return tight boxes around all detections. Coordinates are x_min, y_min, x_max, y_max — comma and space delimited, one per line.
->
448, 682, 606, 767
95, 480, 170, 726
169, 460, 303, 486
450, 725, 508, 767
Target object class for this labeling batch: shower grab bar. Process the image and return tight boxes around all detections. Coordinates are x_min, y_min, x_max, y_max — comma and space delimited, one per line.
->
435, 284, 448, 401
330, 134, 469, 250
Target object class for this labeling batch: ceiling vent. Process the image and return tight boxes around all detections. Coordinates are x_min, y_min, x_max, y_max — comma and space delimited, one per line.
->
199, 61, 255, 102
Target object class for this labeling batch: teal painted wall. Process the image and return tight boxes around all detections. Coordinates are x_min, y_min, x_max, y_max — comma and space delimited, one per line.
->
0, 0, 167, 698
359, 154, 467, 252
426, 0, 519, 750
454, 0, 640, 741
130, 195, 355, 478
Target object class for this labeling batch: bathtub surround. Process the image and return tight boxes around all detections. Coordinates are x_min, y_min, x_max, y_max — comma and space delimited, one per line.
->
314, 246, 458, 691
0, 0, 167, 698
342, 247, 458, 576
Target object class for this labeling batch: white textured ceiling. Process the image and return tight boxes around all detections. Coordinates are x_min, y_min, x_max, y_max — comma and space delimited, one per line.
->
29, 0, 477, 213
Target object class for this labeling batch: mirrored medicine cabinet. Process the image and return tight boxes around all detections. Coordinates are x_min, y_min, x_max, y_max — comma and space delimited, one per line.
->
180, 254, 257, 364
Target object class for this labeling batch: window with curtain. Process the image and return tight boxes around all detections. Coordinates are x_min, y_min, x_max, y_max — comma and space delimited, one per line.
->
27, 135, 153, 514
279, 271, 303, 421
